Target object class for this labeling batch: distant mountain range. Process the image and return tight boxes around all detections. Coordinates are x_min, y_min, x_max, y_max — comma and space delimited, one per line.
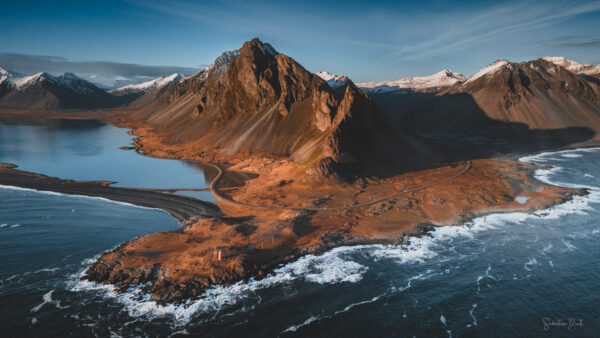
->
356, 69, 467, 93
0, 70, 121, 109
0, 68, 187, 109
108, 73, 185, 106
1, 45, 599, 176
370, 57, 600, 149
1, 52, 597, 111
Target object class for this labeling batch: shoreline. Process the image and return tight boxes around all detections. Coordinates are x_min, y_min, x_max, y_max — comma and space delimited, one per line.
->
0, 165, 222, 224
77, 173, 598, 323
1, 144, 595, 317
83, 157, 586, 302
0, 115, 594, 304
78, 146, 592, 313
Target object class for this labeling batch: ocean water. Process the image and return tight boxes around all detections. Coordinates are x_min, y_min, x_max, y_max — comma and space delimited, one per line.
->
0, 188, 180, 336
1, 136, 599, 335
0, 120, 215, 201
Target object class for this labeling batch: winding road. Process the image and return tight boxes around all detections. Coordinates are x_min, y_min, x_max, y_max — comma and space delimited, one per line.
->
205, 160, 472, 212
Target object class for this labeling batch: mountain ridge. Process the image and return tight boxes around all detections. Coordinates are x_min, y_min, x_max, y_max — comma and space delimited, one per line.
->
357, 69, 467, 93
0, 70, 122, 109
372, 57, 600, 147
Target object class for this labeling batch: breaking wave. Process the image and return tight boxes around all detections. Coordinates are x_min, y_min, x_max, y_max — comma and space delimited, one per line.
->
69, 147, 600, 326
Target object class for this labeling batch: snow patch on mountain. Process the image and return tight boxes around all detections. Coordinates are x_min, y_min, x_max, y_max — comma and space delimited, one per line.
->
110, 73, 184, 93
14, 72, 99, 94
0, 67, 22, 86
357, 69, 466, 93
542, 56, 600, 76
465, 60, 509, 84
211, 49, 241, 76
0, 67, 14, 84
316, 71, 350, 89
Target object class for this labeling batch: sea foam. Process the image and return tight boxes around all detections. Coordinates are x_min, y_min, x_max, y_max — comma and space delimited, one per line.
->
69, 147, 600, 325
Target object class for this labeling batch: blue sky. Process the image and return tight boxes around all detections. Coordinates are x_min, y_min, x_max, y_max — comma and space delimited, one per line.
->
1, 0, 600, 84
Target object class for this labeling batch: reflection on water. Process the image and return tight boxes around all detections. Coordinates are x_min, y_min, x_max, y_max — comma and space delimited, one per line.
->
0, 119, 212, 192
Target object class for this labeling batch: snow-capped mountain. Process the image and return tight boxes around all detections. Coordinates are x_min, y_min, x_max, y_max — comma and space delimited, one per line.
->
357, 69, 467, 93
0, 70, 121, 109
0, 67, 23, 96
315, 71, 350, 89
14, 72, 102, 94
108, 73, 187, 106
0, 67, 23, 86
109, 73, 185, 95
541, 56, 600, 79
460, 60, 510, 86
210, 49, 242, 76
398, 57, 600, 136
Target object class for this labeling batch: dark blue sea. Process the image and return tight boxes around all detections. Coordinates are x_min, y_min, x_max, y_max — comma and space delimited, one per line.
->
0, 121, 599, 337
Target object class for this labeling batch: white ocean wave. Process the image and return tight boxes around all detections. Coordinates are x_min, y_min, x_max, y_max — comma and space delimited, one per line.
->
30, 290, 67, 313
70, 246, 370, 324
283, 315, 321, 333
72, 186, 600, 324
68, 147, 600, 325
519, 147, 600, 164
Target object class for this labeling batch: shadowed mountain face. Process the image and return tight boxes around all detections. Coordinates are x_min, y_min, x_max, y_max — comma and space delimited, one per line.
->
448, 59, 600, 131
372, 58, 600, 153
140, 38, 439, 181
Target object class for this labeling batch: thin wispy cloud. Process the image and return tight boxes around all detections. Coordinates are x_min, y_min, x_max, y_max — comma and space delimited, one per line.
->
128, 0, 400, 50
540, 35, 600, 48
382, 0, 600, 63
128, 0, 600, 79
2, 0, 599, 82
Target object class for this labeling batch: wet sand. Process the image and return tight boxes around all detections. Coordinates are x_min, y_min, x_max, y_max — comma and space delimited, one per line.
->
0, 164, 221, 223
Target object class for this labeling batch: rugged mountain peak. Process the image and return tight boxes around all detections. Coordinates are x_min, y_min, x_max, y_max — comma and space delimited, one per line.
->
108, 73, 188, 106
0, 70, 120, 109
357, 69, 466, 93
541, 56, 600, 78
211, 49, 241, 76
111, 73, 185, 93
316, 71, 351, 89
15, 72, 91, 90
454, 58, 599, 103
243, 38, 278, 56
0, 67, 11, 80
208, 38, 329, 125
397, 57, 600, 138
143, 39, 435, 181
0, 67, 21, 86
237, 38, 279, 62
464, 60, 510, 84
15, 72, 50, 88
